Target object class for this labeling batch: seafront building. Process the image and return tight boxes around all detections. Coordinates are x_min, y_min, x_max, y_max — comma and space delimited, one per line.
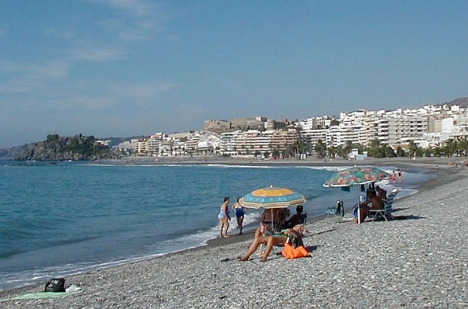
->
118, 103, 468, 158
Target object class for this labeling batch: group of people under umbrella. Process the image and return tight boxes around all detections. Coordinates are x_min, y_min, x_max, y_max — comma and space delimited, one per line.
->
218, 166, 396, 262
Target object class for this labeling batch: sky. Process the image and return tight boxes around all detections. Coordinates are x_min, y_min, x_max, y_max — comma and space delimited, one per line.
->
1, 0, 467, 148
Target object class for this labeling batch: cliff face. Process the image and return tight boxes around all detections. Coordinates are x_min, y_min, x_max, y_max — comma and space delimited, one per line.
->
13, 134, 123, 161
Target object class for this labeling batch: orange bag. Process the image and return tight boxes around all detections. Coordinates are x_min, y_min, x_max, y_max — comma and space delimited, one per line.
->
282, 243, 309, 259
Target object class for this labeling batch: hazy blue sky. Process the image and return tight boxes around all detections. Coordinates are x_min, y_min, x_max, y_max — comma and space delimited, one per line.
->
1, 1, 467, 147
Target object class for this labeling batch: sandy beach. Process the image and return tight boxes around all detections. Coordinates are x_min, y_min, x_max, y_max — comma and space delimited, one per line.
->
1, 157, 467, 308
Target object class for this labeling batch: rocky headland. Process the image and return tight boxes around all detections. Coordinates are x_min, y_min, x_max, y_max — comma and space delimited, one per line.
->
9, 134, 123, 161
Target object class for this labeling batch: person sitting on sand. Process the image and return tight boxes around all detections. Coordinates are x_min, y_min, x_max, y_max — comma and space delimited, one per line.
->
238, 224, 305, 262
253, 222, 275, 239
260, 208, 286, 230
283, 205, 305, 228
375, 185, 387, 201
352, 189, 383, 224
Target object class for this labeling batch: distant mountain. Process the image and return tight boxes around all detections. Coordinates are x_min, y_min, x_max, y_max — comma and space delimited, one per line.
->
446, 97, 468, 108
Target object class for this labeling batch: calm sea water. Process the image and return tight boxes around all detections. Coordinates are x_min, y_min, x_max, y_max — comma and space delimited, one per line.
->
0, 159, 431, 291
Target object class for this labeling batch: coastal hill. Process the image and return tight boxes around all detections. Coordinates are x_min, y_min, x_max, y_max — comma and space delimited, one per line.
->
10, 134, 122, 161
446, 97, 468, 108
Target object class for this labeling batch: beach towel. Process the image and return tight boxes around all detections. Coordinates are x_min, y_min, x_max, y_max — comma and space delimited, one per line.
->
282, 243, 309, 259
0, 290, 83, 302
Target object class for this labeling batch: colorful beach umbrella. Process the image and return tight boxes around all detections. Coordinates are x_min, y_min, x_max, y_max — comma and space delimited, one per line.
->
323, 166, 392, 224
323, 166, 391, 188
240, 186, 306, 209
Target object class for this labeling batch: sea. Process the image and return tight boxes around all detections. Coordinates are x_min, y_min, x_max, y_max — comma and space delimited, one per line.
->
0, 159, 433, 291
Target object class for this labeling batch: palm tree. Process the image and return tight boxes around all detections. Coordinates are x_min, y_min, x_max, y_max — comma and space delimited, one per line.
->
424, 145, 433, 158
314, 139, 327, 159
383, 144, 396, 157
335, 145, 345, 159
444, 138, 457, 157
293, 125, 306, 158
327, 145, 336, 159
457, 136, 468, 156
272, 149, 280, 158
368, 138, 381, 157
431, 143, 440, 157
356, 143, 366, 155
408, 141, 419, 158
396, 145, 406, 157
343, 141, 353, 159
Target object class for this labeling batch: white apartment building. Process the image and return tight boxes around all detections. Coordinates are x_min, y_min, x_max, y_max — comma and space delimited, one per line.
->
235, 130, 270, 155
220, 131, 240, 156
302, 128, 327, 146
315, 116, 333, 128
146, 133, 165, 155
196, 131, 222, 154
386, 115, 428, 144
298, 117, 317, 130
374, 118, 389, 144
219, 129, 298, 156
124, 101, 468, 157
326, 124, 374, 147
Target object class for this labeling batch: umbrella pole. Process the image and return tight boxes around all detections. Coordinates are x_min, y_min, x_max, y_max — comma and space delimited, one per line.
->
271, 208, 274, 230
357, 186, 361, 224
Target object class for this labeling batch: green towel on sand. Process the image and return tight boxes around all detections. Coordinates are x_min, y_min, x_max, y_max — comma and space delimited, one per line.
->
1, 290, 83, 302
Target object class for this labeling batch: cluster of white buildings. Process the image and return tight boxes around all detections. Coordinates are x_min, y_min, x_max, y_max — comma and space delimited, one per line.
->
116, 103, 468, 157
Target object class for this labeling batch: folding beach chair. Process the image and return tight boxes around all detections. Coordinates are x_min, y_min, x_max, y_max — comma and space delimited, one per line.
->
298, 213, 307, 224
369, 189, 399, 221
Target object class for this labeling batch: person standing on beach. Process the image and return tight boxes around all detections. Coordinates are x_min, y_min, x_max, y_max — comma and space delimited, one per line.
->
218, 197, 230, 238
232, 197, 245, 235
397, 168, 403, 183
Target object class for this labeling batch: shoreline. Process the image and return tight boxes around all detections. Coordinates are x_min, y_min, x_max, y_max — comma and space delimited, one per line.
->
1, 157, 466, 307
108, 154, 454, 168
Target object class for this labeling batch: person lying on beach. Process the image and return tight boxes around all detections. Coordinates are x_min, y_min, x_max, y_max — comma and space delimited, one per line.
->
238, 224, 305, 262
352, 189, 383, 224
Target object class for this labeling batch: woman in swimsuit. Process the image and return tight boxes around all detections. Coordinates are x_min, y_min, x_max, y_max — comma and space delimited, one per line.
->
238, 224, 305, 262
232, 197, 245, 235
218, 197, 230, 238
